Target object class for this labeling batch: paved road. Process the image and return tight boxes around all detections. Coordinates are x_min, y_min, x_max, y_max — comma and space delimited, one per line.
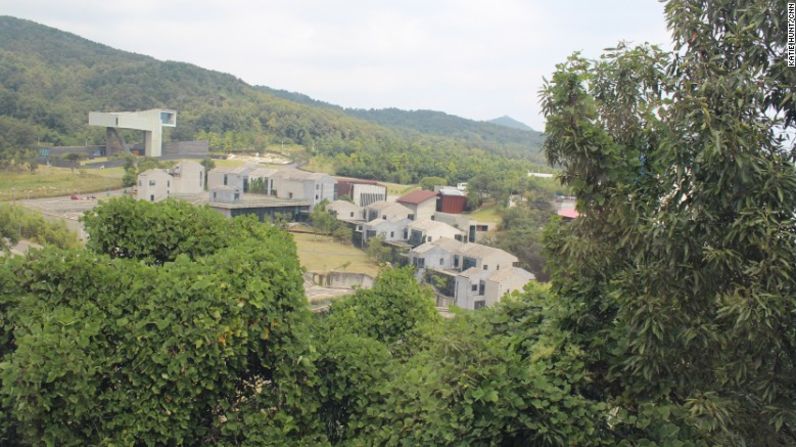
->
13, 189, 128, 241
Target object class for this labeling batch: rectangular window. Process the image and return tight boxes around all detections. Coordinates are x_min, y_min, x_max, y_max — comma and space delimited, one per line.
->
483, 265, 488, 270
234, 193, 240, 200
454, 256, 460, 268
350, 211, 355, 217
479, 281, 485, 295
150, 194, 154, 202
289, 192, 293, 199
149, 180, 156, 186
223, 175, 228, 186
474, 300, 486, 310
390, 231, 394, 238
199, 172, 203, 186
439, 258, 444, 265
167, 180, 170, 187
471, 284, 478, 292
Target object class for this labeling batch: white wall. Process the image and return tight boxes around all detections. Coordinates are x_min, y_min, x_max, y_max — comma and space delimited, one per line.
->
364, 219, 409, 242
208, 171, 246, 191
414, 199, 437, 220
172, 161, 205, 194
136, 170, 171, 202
352, 183, 387, 206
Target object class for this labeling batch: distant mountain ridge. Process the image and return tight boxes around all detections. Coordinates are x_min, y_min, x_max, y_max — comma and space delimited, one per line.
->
489, 115, 534, 131
0, 15, 546, 182
258, 87, 544, 153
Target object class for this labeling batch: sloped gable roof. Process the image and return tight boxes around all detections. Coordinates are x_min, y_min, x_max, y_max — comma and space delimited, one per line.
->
397, 189, 437, 205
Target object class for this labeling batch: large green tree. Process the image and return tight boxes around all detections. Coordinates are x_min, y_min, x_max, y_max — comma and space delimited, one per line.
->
541, 1, 796, 444
0, 198, 324, 446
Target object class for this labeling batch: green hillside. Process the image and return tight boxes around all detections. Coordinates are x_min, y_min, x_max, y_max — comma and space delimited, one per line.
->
0, 16, 546, 183
260, 86, 545, 160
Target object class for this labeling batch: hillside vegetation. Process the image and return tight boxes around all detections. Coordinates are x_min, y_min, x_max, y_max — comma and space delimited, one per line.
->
0, 16, 545, 183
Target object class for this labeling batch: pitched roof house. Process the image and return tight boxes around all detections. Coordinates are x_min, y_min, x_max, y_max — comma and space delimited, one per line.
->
408, 237, 534, 310
397, 190, 438, 220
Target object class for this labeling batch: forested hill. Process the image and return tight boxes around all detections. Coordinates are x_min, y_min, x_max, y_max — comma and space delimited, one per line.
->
344, 108, 544, 154
260, 86, 544, 155
0, 16, 545, 182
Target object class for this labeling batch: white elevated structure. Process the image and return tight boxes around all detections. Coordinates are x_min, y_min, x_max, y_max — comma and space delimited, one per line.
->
89, 109, 177, 157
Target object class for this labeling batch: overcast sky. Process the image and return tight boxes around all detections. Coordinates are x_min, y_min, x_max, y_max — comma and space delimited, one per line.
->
1, 0, 671, 131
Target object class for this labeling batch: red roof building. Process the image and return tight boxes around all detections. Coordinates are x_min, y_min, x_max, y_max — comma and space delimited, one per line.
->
557, 208, 580, 220
397, 189, 438, 205
436, 186, 467, 214
397, 189, 438, 220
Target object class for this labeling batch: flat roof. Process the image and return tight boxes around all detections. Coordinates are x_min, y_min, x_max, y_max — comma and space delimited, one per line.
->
174, 192, 311, 210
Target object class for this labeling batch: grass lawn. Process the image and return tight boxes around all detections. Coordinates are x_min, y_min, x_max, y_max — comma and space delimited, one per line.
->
292, 232, 380, 277
302, 156, 336, 174
467, 204, 503, 226
383, 181, 419, 197
0, 166, 122, 201
213, 158, 247, 168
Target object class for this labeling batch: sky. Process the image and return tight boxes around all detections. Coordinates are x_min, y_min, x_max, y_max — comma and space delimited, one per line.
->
0, 0, 671, 131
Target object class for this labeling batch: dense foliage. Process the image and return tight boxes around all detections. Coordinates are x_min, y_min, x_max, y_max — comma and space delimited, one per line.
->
0, 203, 80, 251
309, 200, 352, 243
1, 1, 794, 445
540, 0, 796, 444
0, 16, 544, 184
1, 199, 320, 446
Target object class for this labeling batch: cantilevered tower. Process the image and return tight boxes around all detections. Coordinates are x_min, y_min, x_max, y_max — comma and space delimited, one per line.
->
88, 109, 177, 157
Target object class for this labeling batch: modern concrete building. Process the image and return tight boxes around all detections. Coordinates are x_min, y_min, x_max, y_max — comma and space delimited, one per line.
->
207, 166, 253, 192
208, 194, 311, 222
270, 168, 335, 210
406, 219, 464, 246
363, 201, 414, 222
327, 200, 363, 221
136, 169, 173, 202
408, 238, 534, 310
169, 161, 205, 194
135, 161, 204, 202
89, 109, 177, 157
363, 217, 412, 243
335, 178, 387, 206
209, 185, 241, 203
454, 266, 534, 309
433, 212, 491, 242
397, 190, 438, 220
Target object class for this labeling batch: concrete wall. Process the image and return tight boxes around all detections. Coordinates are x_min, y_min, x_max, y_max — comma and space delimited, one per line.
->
414, 199, 437, 220
364, 218, 409, 242
171, 161, 205, 194
163, 140, 209, 157
208, 171, 246, 191
136, 170, 171, 202
328, 200, 361, 220
351, 183, 387, 206
306, 271, 375, 289
89, 109, 176, 157
412, 246, 456, 270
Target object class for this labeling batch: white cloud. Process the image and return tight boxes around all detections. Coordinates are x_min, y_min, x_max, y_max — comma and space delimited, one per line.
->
0, 0, 670, 130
